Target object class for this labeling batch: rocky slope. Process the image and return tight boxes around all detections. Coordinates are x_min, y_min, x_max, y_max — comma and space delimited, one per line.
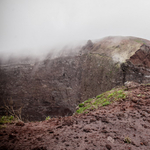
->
0, 82, 150, 150
0, 36, 150, 121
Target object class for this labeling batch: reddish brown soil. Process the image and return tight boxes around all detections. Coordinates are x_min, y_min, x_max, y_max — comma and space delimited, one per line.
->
0, 84, 150, 150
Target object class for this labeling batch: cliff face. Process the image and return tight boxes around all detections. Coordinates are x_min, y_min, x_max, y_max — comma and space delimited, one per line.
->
122, 44, 150, 84
0, 36, 150, 121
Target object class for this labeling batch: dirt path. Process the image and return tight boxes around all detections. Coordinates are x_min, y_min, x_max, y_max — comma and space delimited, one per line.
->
0, 84, 150, 150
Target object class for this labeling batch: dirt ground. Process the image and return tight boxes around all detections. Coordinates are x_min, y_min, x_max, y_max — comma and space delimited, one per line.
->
0, 83, 150, 150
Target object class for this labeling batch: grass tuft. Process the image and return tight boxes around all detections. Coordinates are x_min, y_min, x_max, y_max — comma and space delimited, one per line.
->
124, 136, 131, 144
46, 116, 51, 120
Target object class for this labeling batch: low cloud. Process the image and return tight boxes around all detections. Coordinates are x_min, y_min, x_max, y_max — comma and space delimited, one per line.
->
0, 0, 150, 58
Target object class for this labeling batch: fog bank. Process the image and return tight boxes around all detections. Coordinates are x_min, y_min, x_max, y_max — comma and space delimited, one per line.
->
1, 0, 150, 57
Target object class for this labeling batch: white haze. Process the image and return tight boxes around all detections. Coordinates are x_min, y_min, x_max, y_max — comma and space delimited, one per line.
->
1, 0, 150, 57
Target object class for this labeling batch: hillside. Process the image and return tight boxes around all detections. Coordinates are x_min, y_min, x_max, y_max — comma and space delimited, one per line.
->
0, 82, 150, 150
0, 36, 150, 121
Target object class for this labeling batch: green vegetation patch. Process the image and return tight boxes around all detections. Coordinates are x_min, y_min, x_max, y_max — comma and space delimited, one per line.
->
46, 116, 51, 120
134, 38, 146, 44
79, 103, 84, 107
0, 115, 14, 124
76, 88, 126, 114
84, 98, 93, 104
124, 136, 131, 144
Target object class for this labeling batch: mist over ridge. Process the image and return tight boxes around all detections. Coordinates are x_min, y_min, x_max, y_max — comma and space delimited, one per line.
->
1, 0, 150, 58
1, 35, 150, 66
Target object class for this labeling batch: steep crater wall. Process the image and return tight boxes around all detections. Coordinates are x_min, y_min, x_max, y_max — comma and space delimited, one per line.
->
1, 38, 150, 121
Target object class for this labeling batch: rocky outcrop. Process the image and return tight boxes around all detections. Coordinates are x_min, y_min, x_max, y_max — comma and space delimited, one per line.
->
122, 44, 150, 84
130, 44, 150, 67
0, 36, 150, 121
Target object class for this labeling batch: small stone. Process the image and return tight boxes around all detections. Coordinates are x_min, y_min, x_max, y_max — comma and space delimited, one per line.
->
107, 136, 114, 144
124, 81, 139, 89
90, 119, 96, 123
143, 140, 149, 146
83, 128, 91, 133
106, 144, 112, 150
9, 133, 16, 139
101, 129, 108, 133
65, 143, 69, 146
101, 117, 109, 123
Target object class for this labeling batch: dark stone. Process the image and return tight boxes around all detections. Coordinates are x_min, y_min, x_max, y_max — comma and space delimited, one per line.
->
101, 117, 109, 123
83, 128, 91, 133
106, 144, 112, 150
15, 121, 25, 126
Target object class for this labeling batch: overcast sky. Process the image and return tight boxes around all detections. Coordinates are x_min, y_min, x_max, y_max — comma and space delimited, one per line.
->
1, 0, 150, 56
